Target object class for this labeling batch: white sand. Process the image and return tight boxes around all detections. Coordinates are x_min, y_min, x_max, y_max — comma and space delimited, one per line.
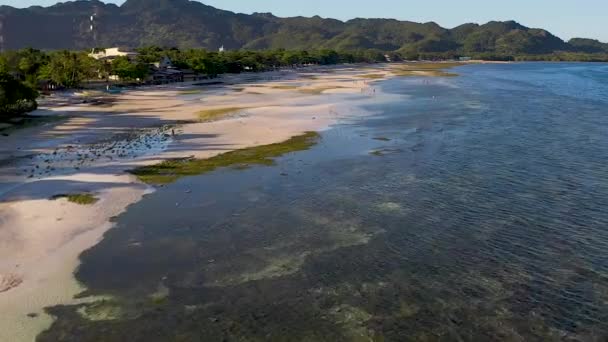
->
0, 174, 149, 341
0, 65, 397, 341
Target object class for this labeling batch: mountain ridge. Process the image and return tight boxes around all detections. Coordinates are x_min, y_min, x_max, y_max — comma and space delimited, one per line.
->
1, 0, 607, 56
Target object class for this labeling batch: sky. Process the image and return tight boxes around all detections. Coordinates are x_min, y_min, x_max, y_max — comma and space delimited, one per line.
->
2, 0, 607, 42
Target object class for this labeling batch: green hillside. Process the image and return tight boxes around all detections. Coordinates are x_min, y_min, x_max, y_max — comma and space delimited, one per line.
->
0, 0, 607, 59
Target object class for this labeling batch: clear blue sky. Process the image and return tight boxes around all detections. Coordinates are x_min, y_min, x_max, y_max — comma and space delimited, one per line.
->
3, 0, 607, 42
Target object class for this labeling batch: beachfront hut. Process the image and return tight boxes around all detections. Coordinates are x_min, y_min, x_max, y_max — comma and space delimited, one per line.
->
150, 69, 184, 84
148, 56, 207, 84
154, 56, 174, 69
181, 69, 205, 82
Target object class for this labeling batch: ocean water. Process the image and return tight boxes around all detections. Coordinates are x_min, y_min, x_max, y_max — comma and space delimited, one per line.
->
39, 63, 608, 341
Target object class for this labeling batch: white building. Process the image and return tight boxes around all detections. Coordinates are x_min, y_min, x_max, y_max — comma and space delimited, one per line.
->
89, 47, 138, 61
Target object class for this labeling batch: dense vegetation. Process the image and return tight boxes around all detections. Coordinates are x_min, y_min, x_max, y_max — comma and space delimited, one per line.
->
1, 0, 607, 61
137, 47, 386, 74
0, 47, 387, 117
0, 49, 96, 118
0, 71, 38, 119
0, 47, 386, 86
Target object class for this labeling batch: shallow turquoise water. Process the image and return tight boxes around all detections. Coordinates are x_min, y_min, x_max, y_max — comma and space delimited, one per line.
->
40, 63, 608, 341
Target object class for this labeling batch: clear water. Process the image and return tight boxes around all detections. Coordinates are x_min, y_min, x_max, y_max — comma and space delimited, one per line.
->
40, 63, 608, 341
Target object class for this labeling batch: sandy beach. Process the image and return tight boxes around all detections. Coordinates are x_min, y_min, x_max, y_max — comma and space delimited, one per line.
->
0, 64, 405, 341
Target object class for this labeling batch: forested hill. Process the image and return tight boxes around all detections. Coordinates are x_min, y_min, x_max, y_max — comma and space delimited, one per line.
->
1, 0, 607, 57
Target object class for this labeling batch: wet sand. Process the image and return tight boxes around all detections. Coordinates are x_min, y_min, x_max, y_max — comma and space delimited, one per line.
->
0, 64, 398, 341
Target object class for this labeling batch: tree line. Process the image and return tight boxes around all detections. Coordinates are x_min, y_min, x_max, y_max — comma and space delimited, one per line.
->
2, 46, 607, 119
0, 47, 391, 88
0, 47, 392, 118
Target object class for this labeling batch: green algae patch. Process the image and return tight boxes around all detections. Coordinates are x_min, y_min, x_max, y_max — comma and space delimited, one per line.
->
51, 193, 99, 205
392, 62, 462, 77
197, 107, 248, 122
208, 252, 311, 287
299, 86, 345, 95
328, 305, 374, 341
375, 202, 405, 214
369, 148, 403, 157
271, 85, 299, 90
179, 89, 203, 95
149, 282, 170, 305
372, 137, 391, 141
77, 300, 125, 322
131, 131, 320, 185
359, 73, 385, 79
398, 301, 420, 318
205, 212, 379, 287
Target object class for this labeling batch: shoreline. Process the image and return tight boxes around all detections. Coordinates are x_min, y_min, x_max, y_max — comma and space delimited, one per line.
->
0, 64, 404, 341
